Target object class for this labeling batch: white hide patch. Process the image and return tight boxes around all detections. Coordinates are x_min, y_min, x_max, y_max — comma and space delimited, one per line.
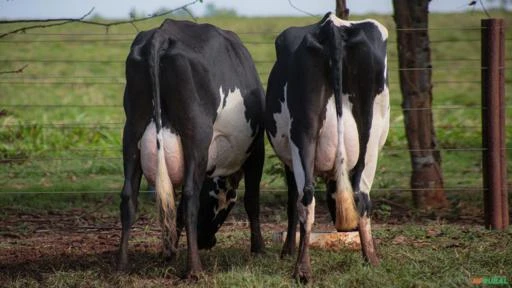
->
209, 177, 237, 219
207, 86, 254, 177
324, 13, 388, 41
296, 196, 315, 231
307, 197, 315, 231
269, 83, 306, 196
305, 197, 316, 232
358, 86, 390, 193
290, 141, 306, 196
384, 55, 388, 81
315, 95, 359, 174
209, 189, 237, 219
341, 94, 359, 171
315, 97, 337, 172
269, 83, 292, 167
269, 85, 361, 179
139, 121, 184, 186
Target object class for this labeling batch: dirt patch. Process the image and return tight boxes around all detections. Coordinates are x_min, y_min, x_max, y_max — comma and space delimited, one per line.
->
0, 195, 487, 283
0, 209, 160, 282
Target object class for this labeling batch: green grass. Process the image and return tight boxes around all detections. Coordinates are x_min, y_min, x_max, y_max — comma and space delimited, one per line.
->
1, 12, 511, 194
2, 218, 511, 287
1, 11, 512, 287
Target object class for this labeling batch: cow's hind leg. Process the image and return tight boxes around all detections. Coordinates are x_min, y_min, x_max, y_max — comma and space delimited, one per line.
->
281, 166, 298, 258
182, 171, 206, 279
181, 148, 209, 279
293, 185, 315, 284
288, 121, 319, 283
353, 96, 388, 266
118, 124, 143, 271
242, 134, 265, 254
359, 214, 379, 266
175, 197, 185, 248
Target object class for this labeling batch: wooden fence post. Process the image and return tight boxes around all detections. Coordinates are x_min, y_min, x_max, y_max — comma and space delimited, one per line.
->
335, 0, 349, 19
481, 18, 508, 230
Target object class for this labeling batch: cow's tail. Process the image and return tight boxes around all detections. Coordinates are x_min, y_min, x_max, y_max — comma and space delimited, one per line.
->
327, 18, 358, 231
149, 28, 177, 255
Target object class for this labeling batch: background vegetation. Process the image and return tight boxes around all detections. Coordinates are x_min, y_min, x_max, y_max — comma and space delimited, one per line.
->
0, 10, 511, 287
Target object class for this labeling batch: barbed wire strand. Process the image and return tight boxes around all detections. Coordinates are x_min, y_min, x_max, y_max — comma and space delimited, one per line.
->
3, 146, 511, 163
1, 64, 511, 79
1, 38, 511, 44
1, 15, 509, 200
3, 104, 512, 111
2, 25, 510, 36
0, 187, 488, 195
1, 169, 484, 179
1, 58, 509, 64
2, 80, 512, 86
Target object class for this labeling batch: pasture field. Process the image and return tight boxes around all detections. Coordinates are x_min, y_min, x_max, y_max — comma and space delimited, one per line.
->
1, 10, 511, 287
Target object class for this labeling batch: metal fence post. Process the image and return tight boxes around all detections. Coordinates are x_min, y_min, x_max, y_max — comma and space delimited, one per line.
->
481, 18, 508, 230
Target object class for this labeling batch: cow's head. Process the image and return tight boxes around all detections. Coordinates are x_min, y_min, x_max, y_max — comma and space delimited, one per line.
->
197, 176, 238, 249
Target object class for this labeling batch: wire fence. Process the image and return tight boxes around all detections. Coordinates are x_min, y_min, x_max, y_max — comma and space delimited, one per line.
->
0, 18, 510, 198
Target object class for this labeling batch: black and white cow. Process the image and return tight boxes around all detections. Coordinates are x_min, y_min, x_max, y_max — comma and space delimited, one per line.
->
265, 12, 389, 282
118, 19, 265, 278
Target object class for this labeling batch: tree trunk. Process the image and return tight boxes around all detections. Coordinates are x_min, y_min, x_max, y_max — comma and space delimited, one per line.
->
335, 0, 349, 19
392, 0, 447, 208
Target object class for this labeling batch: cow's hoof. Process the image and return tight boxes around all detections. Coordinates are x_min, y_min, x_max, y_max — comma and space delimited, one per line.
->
185, 270, 203, 282
280, 241, 296, 259
355, 192, 372, 217
116, 262, 129, 273
250, 240, 265, 255
280, 247, 295, 259
251, 247, 266, 256
163, 254, 176, 263
251, 235, 265, 254
365, 253, 380, 267
280, 238, 296, 259
162, 249, 177, 263
293, 262, 312, 284
117, 254, 129, 273
293, 268, 312, 284
162, 239, 178, 262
